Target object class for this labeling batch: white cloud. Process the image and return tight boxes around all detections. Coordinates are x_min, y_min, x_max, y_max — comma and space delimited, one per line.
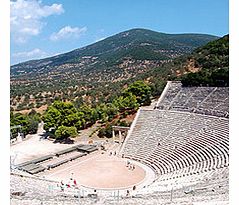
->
50, 26, 87, 41
11, 0, 64, 43
12, 48, 48, 59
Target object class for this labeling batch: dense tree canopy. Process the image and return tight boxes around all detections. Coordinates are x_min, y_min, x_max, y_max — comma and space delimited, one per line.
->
55, 125, 77, 139
42, 80, 150, 139
113, 93, 139, 112
181, 68, 229, 87
123, 81, 152, 106
43, 107, 61, 131
10, 110, 41, 138
181, 35, 229, 87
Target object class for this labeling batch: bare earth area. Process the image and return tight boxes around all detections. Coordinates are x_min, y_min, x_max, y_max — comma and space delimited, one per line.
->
11, 135, 76, 165
10, 123, 83, 165
13, 104, 48, 115
10, 119, 149, 190
45, 154, 146, 189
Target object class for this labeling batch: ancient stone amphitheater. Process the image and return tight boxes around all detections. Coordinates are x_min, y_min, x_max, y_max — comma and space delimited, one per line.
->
10, 81, 229, 205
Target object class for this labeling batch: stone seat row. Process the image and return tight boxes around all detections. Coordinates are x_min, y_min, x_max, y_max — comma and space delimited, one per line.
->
125, 134, 228, 177
121, 109, 228, 180
155, 81, 229, 118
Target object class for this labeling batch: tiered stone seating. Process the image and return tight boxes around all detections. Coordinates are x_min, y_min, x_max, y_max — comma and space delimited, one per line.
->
121, 109, 229, 179
156, 81, 182, 110
156, 81, 229, 118
10, 173, 89, 204
10, 166, 229, 205
102, 173, 229, 205
11, 79, 229, 204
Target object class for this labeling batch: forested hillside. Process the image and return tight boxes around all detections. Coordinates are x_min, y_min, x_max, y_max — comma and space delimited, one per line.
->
181, 34, 229, 86
116, 34, 229, 96
11, 81, 151, 139
10, 34, 229, 139
10, 28, 218, 111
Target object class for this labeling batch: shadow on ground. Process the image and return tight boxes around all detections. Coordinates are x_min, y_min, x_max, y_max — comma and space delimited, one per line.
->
40, 132, 75, 144
53, 137, 75, 144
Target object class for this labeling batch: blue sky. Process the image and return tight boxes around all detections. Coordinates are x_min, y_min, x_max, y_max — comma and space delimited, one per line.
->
10, 0, 229, 65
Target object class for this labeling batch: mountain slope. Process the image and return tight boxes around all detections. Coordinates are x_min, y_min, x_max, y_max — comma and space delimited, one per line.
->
137, 34, 229, 92
11, 28, 218, 76
180, 34, 229, 86
10, 28, 219, 111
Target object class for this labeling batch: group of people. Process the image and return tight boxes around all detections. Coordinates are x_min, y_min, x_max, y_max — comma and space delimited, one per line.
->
126, 185, 136, 197
59, 174, 78, 191
126, 160, 135, 170
109, 151, 117, 156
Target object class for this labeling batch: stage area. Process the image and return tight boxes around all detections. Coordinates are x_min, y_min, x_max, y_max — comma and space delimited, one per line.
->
45, 153, 146, 189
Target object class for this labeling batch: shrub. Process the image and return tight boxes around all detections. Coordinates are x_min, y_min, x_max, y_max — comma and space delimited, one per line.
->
55, 125, 77, 139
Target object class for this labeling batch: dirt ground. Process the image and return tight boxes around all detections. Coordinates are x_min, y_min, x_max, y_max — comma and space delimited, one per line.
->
10, 122, 84, 165
13, 104, 48, 115
10, 108, 150, 190
10, 134, 77, 165
45, 153, 146, 189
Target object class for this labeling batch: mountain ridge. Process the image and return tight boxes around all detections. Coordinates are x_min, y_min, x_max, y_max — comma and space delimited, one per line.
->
12, 28, 219, 66
10, 28, 220, 111
11, 28, 218, 74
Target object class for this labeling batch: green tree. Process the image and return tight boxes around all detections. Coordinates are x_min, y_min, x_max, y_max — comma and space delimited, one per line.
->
150, 80, 167, 97
105, 103, 118, 120
10, 111, 41, 137
55, 125, 77, 139
96, 103, 110, 123
27, 120, 39, 134
62, 112, 81, 127
51, 101, 77, 117
43, 106, 61, 131
78, 104, 99, 127
27, 110, 41, 134
11, 113, 29, 135
95, 103, 119, 123
113, 93, 139, 111
98, 123, 113, 138
123, 81, 152, 105
43, 101, 78, 131
211, 68, 229, 87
